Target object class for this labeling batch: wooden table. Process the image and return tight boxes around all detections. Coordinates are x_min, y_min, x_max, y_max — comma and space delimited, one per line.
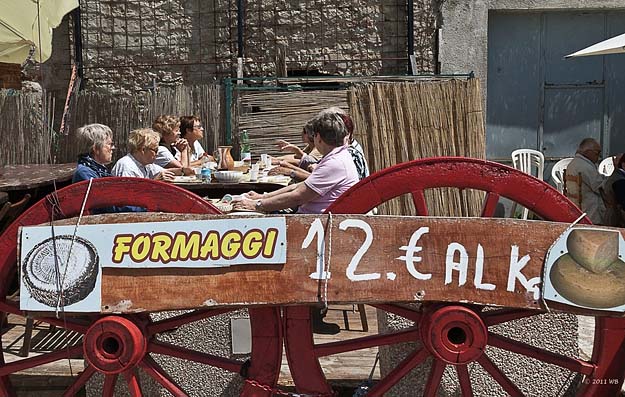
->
0, 163, 76, 201
172, 180, 287, 198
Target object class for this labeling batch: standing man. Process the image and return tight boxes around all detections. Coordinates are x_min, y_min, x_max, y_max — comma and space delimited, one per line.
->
565, 138, 606, 224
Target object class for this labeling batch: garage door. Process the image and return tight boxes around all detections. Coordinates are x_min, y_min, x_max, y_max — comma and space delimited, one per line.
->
487, 11, 625, 161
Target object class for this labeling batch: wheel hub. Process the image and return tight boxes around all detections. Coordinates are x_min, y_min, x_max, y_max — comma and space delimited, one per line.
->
83, 316, 147, 374
420, 305, 487, 364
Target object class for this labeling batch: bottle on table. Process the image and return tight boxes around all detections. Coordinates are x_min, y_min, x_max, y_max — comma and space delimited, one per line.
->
240, 129, 251, 165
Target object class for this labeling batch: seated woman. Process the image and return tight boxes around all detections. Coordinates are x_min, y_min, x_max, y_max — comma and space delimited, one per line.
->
73, 123, 116, 183
112, 128, 191, 180
72, 123, 144, 213
152, 115, 189, 169
179, 115, 213, 167
604, 154, 625, 226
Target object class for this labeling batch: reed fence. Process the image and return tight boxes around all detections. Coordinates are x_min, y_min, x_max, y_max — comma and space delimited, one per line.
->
348, 78, 486, 216
0, 85, 223, 166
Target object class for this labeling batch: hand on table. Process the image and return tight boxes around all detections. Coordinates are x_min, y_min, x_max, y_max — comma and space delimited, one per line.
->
268, 166, 290, 176
232, 196, 256, 211
181, 167, 194, 176
156, 169, 177, 182
244, 191, 263, 200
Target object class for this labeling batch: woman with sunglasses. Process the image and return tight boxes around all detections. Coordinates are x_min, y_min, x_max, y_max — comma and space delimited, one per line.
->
179, 115, 214, 167
152, 115, 189, 169
112, 128, 190, 180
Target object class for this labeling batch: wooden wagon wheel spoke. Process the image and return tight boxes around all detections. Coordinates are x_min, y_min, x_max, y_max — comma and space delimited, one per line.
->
0, 300, 90, 333
482, 308, 543, 326
283, 158, 625, 396
370, 303, 421, 322
149, 340, 244, 373
477, 354, 524, 396
488, 332, 595, 375
480, 192, 501, 217
456, 364, 473, 396
423, 359, 446, 397
314, 328, 419, 357
0, 178, 282, 397
138, 355, 188, 397
102, 374, 117, 397
62, 365, 96, 397
0, 345, 82, 376
365, 348, 430, 397
146, 308, 234, 336
122, 369, 143, 397
411, 189, 428, 215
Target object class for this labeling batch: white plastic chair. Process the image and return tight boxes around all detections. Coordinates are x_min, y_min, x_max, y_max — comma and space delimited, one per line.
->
511, 149, 545, 219
551, 157, 574, 193
598, 156, 615, 177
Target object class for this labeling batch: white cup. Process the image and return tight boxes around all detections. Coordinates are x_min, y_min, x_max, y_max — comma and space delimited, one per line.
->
264, 155, 272, 169
251, 163, 260, 172
260, 154, 268, 167
249, 169, 259, 182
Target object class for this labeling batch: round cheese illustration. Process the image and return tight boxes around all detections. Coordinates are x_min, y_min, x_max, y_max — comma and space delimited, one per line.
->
22, 235, 99, 307
550, 254, 625, 309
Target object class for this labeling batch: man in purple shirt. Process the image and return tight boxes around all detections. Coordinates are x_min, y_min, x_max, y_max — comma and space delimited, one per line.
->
234, 111, 358, 335
234, 112, 358, 215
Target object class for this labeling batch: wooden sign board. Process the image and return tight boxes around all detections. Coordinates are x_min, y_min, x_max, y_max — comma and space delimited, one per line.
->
18, 213, 625, 315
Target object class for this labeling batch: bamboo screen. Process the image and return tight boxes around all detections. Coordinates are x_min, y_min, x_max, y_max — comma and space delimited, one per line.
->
237, 89, 348, 160
348, 79, 486, 216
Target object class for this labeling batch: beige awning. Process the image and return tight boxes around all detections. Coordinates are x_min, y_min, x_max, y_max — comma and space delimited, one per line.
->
0, 0, 78, 64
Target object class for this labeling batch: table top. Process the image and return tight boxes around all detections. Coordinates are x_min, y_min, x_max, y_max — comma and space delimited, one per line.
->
0, 163, 76, 192
172, 176, 289, 198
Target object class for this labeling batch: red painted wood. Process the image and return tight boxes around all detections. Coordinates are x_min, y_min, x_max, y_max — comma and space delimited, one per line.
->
284, 157, 625, 397
62, 366, 96, 397
0, 177, 280, 397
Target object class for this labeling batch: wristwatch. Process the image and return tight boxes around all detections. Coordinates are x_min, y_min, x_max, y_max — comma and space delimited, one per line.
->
255, 199, 263, 212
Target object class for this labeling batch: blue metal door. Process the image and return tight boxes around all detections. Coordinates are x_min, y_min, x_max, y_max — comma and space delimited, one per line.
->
487, 11, 625, 161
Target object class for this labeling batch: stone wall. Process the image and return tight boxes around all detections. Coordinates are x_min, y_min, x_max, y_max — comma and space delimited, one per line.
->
43, 0, 440, 92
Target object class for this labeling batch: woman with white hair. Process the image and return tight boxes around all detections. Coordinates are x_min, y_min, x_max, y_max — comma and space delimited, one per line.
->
73, 123, 116, 183
112, 128, 191, 180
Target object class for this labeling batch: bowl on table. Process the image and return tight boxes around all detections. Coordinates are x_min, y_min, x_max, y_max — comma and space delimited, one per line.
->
213, 170, 243, 183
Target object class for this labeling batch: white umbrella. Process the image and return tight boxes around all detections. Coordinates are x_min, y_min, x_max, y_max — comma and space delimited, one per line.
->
0, 0, 78, 64
565, 32, 625, 58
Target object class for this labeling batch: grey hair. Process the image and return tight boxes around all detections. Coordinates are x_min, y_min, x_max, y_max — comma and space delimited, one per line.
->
309, 112, 348, 147
578, 137, 600, 152
318, 106, 347, 117
76, 123, 113, 154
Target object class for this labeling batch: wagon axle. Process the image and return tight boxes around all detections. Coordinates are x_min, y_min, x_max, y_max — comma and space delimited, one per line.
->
83, 316, 148, 375
420, 305, 487, 365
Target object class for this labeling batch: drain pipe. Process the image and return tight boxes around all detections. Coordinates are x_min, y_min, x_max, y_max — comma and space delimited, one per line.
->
237, 0, 244, 59
72, 7, 84, 83
407, 0, 414, 73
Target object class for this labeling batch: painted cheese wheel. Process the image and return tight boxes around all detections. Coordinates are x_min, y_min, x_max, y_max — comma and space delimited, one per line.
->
22, 235, 99, 307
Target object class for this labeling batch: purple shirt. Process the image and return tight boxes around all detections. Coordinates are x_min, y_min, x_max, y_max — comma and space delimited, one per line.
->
299, 146, 359, 214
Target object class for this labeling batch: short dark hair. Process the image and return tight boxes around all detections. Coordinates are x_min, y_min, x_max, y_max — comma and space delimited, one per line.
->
309, 112, 348, 147
180, 115, 199, 138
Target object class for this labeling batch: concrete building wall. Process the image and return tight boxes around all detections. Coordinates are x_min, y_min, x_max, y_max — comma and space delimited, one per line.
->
438, 0, 625, 109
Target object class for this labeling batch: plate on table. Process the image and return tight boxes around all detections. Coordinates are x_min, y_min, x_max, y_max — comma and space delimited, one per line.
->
173, 176, 199, 183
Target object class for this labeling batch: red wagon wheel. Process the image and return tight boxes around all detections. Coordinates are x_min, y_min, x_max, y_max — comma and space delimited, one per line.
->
284, 157, 625, 396
0, 178, 282, 397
